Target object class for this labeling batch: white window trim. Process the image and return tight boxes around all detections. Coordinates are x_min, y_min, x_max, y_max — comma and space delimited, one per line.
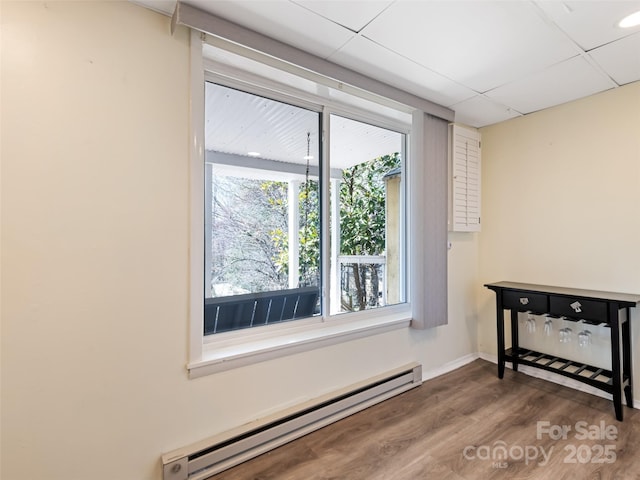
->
188, 31, 416, 378
192, 305, 412, 379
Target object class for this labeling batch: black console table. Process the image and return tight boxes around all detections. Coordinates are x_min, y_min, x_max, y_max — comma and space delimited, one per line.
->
485, 282, 640, 421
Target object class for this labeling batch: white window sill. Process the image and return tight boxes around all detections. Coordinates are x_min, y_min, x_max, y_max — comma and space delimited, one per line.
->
188, 305, 412, 378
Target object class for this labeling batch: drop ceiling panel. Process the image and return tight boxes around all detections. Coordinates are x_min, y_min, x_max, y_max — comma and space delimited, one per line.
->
535, 1, 640, 50
361, 0, 579, 92
590, 32, 640, 85
292, 0, 393, 32
132, 0, 175, 15
328, 35, 476, 107
485, 56, 614, 114
451, 95, 521, 128
135, 0, 640, 128
186, 0, 355, 59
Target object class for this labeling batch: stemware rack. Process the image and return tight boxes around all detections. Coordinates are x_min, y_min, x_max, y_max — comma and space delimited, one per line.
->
485, 281, 640, 421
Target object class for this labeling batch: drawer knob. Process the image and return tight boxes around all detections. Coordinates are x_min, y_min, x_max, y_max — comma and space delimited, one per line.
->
519, 297, 529, 305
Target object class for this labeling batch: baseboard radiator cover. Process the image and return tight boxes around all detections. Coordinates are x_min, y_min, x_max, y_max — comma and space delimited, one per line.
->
162, 362, 422, 480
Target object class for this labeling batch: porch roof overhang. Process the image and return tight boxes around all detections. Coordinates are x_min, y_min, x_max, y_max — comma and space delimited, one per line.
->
206, 150, 343, 182
205, 83, 404, 175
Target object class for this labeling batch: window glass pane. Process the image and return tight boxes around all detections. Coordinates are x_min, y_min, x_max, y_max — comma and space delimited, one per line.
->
329, 115, 405, 314
204, 83, 320, 334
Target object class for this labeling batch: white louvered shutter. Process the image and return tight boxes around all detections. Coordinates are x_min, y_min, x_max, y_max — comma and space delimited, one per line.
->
449, 124, 481, 232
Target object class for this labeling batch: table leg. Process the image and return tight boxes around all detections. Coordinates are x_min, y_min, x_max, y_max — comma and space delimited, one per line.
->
610, 304, 623, 421
496, 294, 505, 379
511, 310, 519, 372
623, 308, 633, 408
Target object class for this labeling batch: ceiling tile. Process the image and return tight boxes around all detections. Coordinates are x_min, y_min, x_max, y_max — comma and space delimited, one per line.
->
589, 32, 640, 86
135, 0, 638, 127
361, 0, 579, 92
451, 95, 521, 128
186, 0, 355, 59
534, 1, 640, 50
292, 0, 392, 32
328, 36, 476, 107
131, 0, 176, 15
484, 56, 614, 114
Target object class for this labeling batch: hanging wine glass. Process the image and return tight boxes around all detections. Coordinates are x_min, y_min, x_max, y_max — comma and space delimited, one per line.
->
526, 313, 536, 333
544, 317, 553, 336
577, 321, 592, 348
559, 327, 572, 343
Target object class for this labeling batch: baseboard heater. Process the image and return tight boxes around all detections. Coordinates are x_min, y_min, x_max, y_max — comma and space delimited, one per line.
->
162, 362, 422, 480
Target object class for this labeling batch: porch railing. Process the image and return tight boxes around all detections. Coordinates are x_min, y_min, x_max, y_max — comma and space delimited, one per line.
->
338, 255, 386, 312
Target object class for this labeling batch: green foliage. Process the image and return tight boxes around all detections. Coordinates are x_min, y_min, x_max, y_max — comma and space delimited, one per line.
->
298, 180, 320, 286
339, 153, 400, 311
340, 153, 400, 256
262, 181, 290, 278
264, 179, 320, 287
268, 153, 401, 308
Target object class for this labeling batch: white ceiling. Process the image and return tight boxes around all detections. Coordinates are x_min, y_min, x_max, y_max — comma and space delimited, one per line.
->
136, 0, 640, 128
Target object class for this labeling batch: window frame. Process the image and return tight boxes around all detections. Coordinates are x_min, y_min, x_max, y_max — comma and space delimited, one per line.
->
188, 32, 415, 378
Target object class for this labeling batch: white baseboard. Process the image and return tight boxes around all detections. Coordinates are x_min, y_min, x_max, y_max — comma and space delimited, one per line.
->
421, 353, 480, 382
477, 352, 640, 410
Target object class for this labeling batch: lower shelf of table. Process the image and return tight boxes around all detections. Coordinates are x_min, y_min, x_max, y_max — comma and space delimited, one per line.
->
504, 348, 626, 394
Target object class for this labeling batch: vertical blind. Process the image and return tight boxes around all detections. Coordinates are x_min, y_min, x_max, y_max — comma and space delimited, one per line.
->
410, 113, 449, 328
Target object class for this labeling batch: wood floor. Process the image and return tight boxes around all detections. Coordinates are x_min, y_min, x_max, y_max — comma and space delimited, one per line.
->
212, 359, 640, 480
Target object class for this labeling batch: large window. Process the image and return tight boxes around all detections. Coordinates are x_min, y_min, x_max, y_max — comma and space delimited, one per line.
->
185, 28, 450, 378
204, 83, 406, 335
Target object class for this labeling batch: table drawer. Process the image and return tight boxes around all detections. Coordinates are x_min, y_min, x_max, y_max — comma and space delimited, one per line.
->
549, 296, 607, 322
502, 290, 548, 312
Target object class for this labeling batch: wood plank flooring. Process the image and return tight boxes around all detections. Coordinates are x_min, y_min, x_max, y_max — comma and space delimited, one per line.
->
211, 359, 640, 480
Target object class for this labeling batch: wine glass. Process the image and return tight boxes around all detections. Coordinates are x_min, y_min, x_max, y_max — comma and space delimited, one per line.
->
526, 313, 536, 333
577, 322, 592, 348
543, 317, 553, 336
559, 327, 572, 343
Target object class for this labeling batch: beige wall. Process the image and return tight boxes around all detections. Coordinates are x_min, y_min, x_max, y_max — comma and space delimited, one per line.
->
478, 82, 640, 387
0, 3, 478, 479
6, 4, 637, 480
